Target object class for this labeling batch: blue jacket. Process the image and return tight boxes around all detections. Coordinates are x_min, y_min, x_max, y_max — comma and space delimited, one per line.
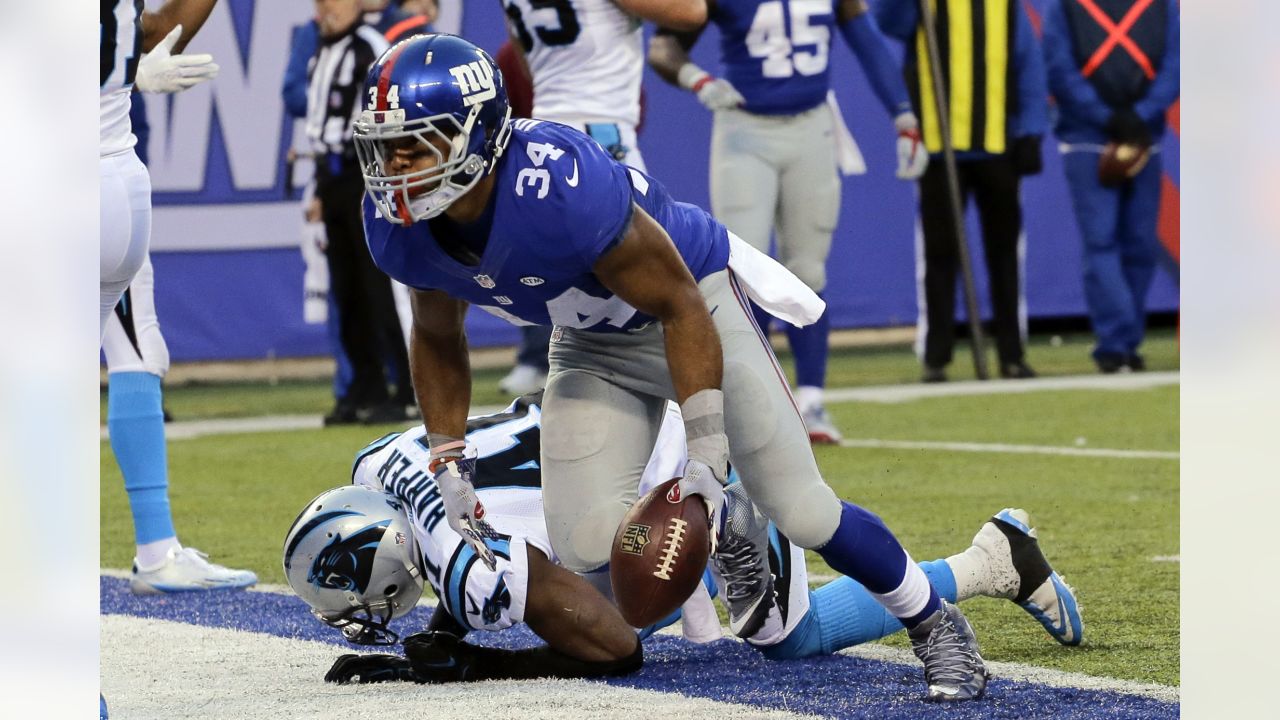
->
1042, 0, 1179, 144
875, 0, 1049, 159
282, 10, 429, 120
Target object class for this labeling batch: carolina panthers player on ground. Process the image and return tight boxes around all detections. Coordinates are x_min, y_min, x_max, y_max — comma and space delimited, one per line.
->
355, 33, 986, 700
649, 0, 928, 444
283, 393, 1082, 684
102, 0, 255, 593
493, 0, 710, 397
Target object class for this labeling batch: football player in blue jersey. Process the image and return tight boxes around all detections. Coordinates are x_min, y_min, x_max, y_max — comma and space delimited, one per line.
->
285, 394, 1082, 686
649, 0, 927, 445
354, 33, 985, 700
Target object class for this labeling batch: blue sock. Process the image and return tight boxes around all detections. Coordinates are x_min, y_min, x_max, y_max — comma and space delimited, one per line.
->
107, 372, 176, 545
762, 560, 959, 660
815, 502, 941, 629
784, 302, 830, 389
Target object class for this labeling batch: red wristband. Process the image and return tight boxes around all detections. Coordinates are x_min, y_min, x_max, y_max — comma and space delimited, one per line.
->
691, 75, 714, 94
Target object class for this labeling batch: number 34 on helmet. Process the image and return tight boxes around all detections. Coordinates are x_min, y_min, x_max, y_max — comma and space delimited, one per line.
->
354, 33, 514, 225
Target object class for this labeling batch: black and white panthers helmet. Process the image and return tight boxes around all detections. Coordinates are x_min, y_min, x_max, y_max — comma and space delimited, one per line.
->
282, 485, 424, 645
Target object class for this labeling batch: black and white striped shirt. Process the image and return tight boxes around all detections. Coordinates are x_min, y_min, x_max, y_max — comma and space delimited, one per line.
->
305, 22, 388, 177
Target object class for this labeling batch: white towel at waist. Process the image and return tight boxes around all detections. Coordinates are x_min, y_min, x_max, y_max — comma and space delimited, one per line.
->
726, 233, 826, 328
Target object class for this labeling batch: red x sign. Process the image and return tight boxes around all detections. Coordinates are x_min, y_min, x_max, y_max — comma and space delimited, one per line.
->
1074, 0, 1158, 80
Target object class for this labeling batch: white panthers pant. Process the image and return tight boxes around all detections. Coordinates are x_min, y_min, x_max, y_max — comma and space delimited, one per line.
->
100, 150, 152, 339
102, 255, 170, 377
710, 105, 840, 294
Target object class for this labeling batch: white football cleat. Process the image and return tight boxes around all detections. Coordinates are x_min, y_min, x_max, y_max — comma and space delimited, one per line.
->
801, 405, 843, 445
130, 546, 258, 595
971, 508, 1084, 645
498, 364, 548, 396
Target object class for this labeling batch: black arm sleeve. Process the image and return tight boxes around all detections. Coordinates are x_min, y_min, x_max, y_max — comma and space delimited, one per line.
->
403, 631, 643, 683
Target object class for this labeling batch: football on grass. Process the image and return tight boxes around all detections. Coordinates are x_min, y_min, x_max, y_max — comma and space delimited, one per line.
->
610, 478, 712, 628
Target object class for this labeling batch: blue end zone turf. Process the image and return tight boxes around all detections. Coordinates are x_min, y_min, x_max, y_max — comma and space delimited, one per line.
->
101, 577, 1177, 719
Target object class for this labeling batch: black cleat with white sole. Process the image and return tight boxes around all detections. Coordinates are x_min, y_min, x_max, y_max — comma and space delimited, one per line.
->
908, 601, 990, 702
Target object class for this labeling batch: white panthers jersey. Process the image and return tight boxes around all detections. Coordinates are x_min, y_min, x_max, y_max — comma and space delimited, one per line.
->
100, 0, 143, 157
501, 0, 643, 127
351, 395, 687, 633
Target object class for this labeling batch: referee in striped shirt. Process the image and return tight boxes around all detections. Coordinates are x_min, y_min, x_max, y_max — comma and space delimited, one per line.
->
306, 0, 413, 425
876, 0, 1049, 383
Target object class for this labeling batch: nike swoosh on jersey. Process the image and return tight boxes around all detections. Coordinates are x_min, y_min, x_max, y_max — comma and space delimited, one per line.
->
565, 159, 579, 187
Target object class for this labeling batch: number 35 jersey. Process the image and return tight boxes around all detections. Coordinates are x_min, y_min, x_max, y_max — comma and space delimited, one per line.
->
500, 0, 643, 126
363, 119, 729, 333
715, 0, 838, 115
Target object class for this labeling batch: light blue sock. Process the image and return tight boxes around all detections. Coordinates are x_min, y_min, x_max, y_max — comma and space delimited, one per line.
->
107, 372, 176, 545
763, 559, 961, 659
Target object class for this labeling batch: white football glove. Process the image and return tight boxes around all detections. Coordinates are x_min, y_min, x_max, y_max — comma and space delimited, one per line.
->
894, 112, 929, 180
678, 64, 744, 112
135, 25, 220, 94
429, 449, 499, 571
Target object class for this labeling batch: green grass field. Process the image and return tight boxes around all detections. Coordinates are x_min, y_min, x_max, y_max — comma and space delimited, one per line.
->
101, 330, 1179, 687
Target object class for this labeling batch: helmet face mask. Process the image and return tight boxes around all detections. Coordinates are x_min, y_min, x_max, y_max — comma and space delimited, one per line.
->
354, 34, 513, 225
282, 486, 425, 646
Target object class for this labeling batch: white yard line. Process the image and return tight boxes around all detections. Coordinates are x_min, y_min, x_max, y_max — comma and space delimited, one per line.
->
103, 373, 1177, 442
838, 438, 1178, 460
1151, 555, 1181, 563
836, 643, 1179, 703
825, 371, 1178, 404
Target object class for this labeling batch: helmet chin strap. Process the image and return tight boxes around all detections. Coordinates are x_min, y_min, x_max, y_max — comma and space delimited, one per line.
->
406, 153, 487, 222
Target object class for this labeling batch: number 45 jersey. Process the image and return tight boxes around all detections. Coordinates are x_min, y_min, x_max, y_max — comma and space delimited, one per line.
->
363, 119, 729, 332
715, 0, 839, 115
500, 0, 643, 127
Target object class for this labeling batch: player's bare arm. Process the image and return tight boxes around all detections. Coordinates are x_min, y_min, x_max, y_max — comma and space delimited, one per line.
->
836, 0, 871, 23
140, 0, 218, 52
615, 0, 708, 31
593, 204, 723, 404
408, 289, 472, 440
522, 546, 640, 663
647, 23, 706, 85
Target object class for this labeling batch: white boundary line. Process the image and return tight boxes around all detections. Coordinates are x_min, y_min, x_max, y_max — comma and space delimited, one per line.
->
838, 438, 1178, 460
100, 572, 1177, 703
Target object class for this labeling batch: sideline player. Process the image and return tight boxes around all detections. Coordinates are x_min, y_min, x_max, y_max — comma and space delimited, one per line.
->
649, 0, 928, 444
493, 0, 710, 396
282, 394, 1082, 684
355, 34, 986, 699
101, 0, 219, 335
101, 0, 255, 592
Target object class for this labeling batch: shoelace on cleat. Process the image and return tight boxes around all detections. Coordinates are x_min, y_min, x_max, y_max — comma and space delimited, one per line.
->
915, 615, 983, 687
716, 534, 765, 605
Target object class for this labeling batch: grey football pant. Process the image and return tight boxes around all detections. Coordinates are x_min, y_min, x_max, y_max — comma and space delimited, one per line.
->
709, 104, 840, 294
540, 269, 843, 573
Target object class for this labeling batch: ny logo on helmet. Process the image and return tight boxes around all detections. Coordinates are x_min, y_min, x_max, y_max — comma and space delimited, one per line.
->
450, 61, 496, 107
307, 521, 391, 593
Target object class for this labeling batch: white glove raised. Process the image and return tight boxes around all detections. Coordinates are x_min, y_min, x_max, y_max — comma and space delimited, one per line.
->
678, 63, 744, 112
428, 445, 499, 571
894, 112, 929, 180
135, 25, 220, 94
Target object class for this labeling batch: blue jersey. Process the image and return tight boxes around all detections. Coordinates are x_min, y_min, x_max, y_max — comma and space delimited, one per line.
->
364, 120, 729, 332
716, 0, 837, 115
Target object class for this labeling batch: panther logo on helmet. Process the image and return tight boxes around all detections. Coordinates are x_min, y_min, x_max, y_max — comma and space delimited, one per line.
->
307, 521, 391, 593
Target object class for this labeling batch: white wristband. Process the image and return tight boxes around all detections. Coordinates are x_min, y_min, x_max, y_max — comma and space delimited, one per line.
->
677, 63, 711, 91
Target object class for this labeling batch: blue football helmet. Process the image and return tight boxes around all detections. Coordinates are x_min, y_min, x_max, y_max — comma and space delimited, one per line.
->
354, 34, 513, 224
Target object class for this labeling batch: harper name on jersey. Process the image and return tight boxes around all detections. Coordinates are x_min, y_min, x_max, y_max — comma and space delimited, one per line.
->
716, 0, 838, 115
363, 119, 730, 332
501, 0, 644, 126
350, 394, 689, 633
